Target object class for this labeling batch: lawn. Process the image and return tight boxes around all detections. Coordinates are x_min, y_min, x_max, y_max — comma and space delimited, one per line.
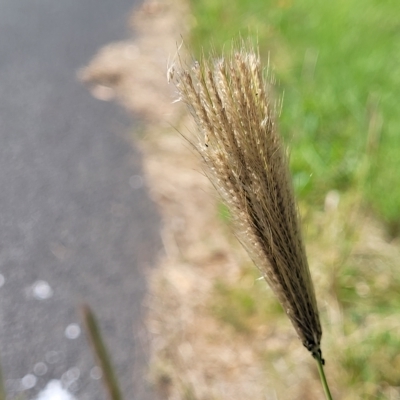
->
190, 0, 400, 232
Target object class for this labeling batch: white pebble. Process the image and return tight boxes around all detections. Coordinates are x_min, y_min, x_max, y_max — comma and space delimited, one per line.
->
61, 367, 80, 386
90, 366, 102, 380
32, 280, 53, 300
34, 380, 77, 400
33, 362, 48, 376
64, 324, 81, 340
21, 374, 37, 390
45, 351, 62, 364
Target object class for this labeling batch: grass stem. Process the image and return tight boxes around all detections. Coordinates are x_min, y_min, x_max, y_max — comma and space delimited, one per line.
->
81, 304, 123, 400
0, 356, 5, 400
315, 354, 333, 400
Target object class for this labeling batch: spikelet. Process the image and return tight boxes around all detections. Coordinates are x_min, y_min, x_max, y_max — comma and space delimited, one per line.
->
173, 43, 323, 361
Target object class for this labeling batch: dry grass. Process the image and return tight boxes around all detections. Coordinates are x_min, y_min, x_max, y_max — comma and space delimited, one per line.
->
173, 46, 323, 359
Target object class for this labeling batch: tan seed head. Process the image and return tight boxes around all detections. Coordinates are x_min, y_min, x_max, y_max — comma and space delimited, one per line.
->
173, 43, 323, 360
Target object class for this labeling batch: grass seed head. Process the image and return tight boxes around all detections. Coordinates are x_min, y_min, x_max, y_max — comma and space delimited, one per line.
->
173, 43, 323, 359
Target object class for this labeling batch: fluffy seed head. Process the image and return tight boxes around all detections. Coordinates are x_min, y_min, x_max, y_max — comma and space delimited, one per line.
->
173, 44, 323, 358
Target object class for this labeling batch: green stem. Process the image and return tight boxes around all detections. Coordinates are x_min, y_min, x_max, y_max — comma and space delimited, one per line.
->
81, 304, 123, 400
315, 354, 333, 400
0, 355, 5, 400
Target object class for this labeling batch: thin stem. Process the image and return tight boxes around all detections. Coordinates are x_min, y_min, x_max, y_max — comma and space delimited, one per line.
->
0, 355, 5, 400
315, 354, 333, 400
81, 304, 123, 400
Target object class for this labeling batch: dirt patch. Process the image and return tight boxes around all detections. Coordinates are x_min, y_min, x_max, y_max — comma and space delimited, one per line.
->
80, 0, 187, 122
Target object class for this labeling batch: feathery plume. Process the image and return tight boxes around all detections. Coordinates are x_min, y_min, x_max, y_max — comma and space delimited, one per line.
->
173, 43, 323, 361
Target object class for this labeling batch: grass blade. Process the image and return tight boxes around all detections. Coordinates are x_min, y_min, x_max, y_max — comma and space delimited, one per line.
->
80, 304, 123, 400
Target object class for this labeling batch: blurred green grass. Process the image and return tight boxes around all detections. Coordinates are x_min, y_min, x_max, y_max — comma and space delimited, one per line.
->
188, 0, 400, 398
211, 266, 284, 334
189, 0, 400, 233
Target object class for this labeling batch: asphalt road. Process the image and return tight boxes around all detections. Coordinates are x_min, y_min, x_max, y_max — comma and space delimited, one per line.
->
0, 1, 161, 399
